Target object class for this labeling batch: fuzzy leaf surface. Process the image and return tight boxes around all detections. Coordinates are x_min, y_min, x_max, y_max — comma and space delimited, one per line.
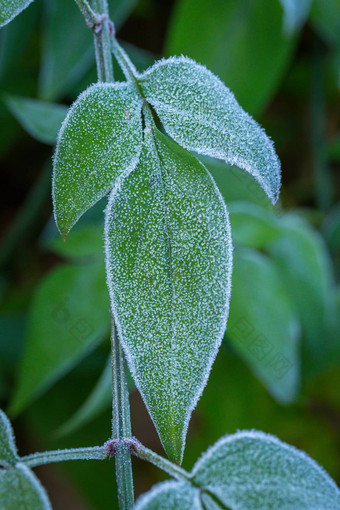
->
134, 481, 200, 510
5, 95, 67, 145
0, 410, 18, 466
139, 58, 281, 205
0, 0, 34, 27
0, 463, 51, 509
134, 431, 340, 510
53, 82, 143, 236
105, 129, 232, 463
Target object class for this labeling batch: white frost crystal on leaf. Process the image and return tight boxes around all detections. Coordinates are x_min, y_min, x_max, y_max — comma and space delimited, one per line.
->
139, 57, 281, 204
134, 481, 201, 510
192, 430, 340, 509
0, 463, 52, 509
105, 128, 232, 463
0, 0, 34, 27
0, 410, 18, 466
134, 430, 340, 510
53, 82, 143, 236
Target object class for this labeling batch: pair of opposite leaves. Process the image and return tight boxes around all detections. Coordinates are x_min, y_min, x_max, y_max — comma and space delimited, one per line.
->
53, 56, 281, 464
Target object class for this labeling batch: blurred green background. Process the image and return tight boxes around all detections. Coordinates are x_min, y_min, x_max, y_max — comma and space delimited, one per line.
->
0, 0, 339, 508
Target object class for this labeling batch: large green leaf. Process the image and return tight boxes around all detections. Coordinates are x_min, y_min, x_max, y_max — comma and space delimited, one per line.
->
52, 82, 143, 236
227, 248, 300, 403
38, 0, 137, 100
0, 0, 34, 27
0, 410, 18, 466
139, 58, 281, 204
4, 95, 68, 145
135, 482, 200, 510
10, 261, 110, 415
279, 0, 312, 33
105, 128, 232, 463
134, 431, 340, 509
0, 463, 51, 509
166, 0, 296, 115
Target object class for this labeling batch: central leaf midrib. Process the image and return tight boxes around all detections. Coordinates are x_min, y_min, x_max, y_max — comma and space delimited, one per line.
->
153, 140, 178, 447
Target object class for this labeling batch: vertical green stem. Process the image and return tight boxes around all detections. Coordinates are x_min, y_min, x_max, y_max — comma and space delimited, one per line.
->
74, 1, 134, 508
111, 321, 134, 509
91, 0, 114, 82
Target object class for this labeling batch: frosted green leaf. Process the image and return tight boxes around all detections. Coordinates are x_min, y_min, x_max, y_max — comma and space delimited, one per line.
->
105, 128, 232, 463
4, 95, 68, 145
139, 58, 281, 204
191, 431, 340, 509
0, 410, 18, 466
0, 0, 34, 27
134, 481, 200, 510
279, 0, 312, 33
134, 431, 340, 510
0, 463, 52, 509
53, 82, 143, 237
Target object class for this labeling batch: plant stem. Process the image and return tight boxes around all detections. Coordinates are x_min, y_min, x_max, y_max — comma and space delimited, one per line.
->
21, 445, 108, 468
74, 0, 99, 27
132, 441, 191, 482
111, 320, 134, 509
91, 0, 114, 82
74, 2, 134, 508
111, 37, 138, 84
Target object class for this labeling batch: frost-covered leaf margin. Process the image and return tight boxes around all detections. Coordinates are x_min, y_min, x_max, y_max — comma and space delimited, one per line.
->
105, 129, 232, 462
138, 57, 281, 204
0, 0, 34, 27
52, 82, 143, 237
0, 409, 18, 466
134, 430, 340, 510
0, 463, 52, 509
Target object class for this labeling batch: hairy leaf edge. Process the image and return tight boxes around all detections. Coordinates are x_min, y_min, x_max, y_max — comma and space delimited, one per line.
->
0, 0, 35, 28
104, 134, 233, 463
52, 82, 143, 237
137, 56, 281, 205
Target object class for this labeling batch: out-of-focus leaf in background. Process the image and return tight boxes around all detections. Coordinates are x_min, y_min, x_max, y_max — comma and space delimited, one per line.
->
166, 0, 297, 116
4, 95, 67, 145
279, 0, 312, 34
38, 0, 138, 101
226, 247, 300, 404
10, 260, 110, 416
